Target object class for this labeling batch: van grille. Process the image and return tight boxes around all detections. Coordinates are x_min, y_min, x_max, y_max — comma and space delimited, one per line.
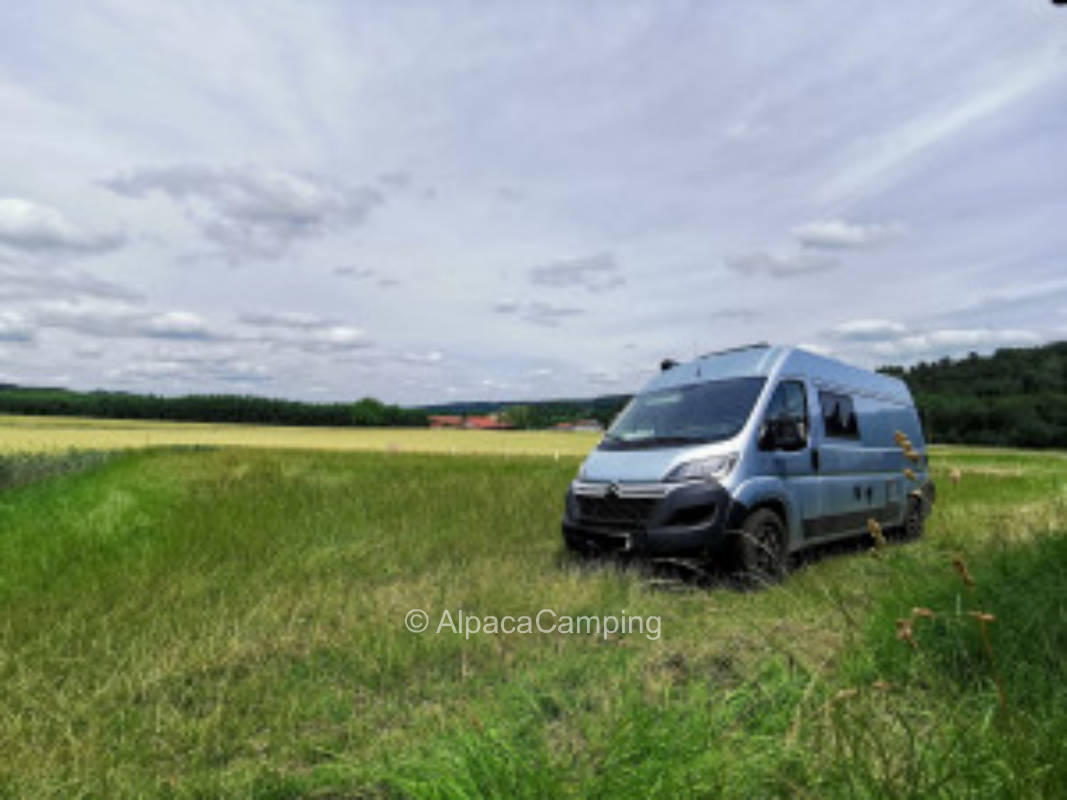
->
576, 495, 657, 528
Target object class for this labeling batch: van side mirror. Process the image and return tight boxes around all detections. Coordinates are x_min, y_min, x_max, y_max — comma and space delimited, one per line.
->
760, 417, 806, 451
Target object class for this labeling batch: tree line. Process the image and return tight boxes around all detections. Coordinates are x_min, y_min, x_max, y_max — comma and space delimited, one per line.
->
497, 397, 628, 429
879, 341, 1067, 447
0, 387, 428, 428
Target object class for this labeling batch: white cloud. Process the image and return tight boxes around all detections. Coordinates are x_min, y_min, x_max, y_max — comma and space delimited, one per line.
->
74, 344, 104, 359
0, 311, 34, 342
400, 350, 444, 365
0, 197, 123, 257
138, 311, 221, 340
333, 266, 377, 280
792, 220, 907, 249
527, 252, 624, 292
492, 299, 584, 327
33, 300, 227, 341
34, 300, 144, 337
829, 319, 910, 341
0, 263, 140, 303
725, 251, 840, 278
105, 164, 383, 260
293, 325, 371, 352
238, 310, 331, 329
869, 328, 1043, 359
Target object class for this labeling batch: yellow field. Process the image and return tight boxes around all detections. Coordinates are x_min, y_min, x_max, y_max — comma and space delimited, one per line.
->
0, 414, 601, 457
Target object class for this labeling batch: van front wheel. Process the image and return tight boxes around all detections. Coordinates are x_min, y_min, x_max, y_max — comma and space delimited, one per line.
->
736, 508, 788, 583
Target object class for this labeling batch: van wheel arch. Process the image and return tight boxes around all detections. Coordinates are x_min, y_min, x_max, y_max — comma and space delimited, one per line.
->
727, 497, 791, 532
731, 505, 789, 584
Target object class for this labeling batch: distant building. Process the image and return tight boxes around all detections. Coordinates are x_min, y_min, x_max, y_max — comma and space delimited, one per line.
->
464, 413, 512, 430
429, 414, 464, 429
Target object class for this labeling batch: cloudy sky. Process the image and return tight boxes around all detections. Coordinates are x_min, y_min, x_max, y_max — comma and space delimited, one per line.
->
1, 1, 1065, 404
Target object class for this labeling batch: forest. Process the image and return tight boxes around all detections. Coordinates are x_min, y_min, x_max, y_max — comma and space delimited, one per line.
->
878, 340, 1067, 447
0, 387, 428, 428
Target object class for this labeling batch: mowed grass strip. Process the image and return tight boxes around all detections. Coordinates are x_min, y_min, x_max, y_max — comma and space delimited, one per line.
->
0, 415, 599, 457
0, 445, 1064, 798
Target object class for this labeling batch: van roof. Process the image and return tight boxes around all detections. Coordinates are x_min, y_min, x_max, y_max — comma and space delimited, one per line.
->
645, 344, 912, 405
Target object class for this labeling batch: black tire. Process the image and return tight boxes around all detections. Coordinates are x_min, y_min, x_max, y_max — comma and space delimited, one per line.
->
735, 508, 789, 584
900, 497, 924, 541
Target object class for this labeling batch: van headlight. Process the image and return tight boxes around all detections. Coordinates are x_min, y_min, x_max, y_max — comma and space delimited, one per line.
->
664, 453, 738, 483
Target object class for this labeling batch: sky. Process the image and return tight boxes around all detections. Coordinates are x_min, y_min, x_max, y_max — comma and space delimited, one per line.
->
1, 0, 1065, 405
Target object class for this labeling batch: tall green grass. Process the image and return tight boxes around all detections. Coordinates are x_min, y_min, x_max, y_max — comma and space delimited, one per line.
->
0, 446, 1064, 798
0, 449, 114, 492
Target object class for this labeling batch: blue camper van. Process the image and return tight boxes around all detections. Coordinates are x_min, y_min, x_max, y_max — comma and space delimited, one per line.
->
562, 344, 935, 579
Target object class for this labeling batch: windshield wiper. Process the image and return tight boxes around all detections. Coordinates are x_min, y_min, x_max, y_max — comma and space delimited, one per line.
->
602, 434, 712, 449
641, 435, 711, 445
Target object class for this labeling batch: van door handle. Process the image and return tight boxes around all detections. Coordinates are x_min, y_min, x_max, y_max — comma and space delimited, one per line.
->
811, 448, 820, 472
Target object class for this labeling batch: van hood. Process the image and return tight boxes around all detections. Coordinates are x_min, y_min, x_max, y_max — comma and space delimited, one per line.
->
579, 443, 735, 483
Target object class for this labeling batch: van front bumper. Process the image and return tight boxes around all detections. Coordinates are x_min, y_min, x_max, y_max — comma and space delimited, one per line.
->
561, 480, 741, 561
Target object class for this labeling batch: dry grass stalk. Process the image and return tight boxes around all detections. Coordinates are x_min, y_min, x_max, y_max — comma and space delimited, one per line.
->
895, 607, 938, 651
952, 555, 975, 588
969, 611, 1008, 709
832, 687, 859, 703
895, 618, 917, 649
867, 517, 887, 555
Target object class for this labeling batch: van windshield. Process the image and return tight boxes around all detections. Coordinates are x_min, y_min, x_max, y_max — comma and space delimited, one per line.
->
600, 377, 766, 450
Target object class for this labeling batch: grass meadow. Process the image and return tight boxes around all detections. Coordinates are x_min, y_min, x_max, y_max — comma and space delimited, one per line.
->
1, 417, 1066, 798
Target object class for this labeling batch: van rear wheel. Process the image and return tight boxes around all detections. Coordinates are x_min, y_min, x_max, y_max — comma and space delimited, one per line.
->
736, 508, 788, 584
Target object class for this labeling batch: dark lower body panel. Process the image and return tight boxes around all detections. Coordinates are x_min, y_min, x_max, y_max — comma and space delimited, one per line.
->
561, 481, 745, 562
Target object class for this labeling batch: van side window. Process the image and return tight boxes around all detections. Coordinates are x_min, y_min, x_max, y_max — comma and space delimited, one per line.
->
759, 380, 808, 450
819, 391, 860, 439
